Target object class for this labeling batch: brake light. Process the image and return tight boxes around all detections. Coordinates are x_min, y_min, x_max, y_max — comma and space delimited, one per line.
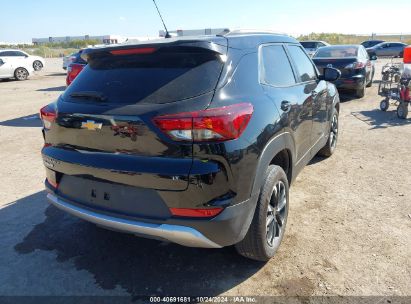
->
66, 63, 85, 86
110, 47, 156, 55
153, 103, 253, 142
40, 104, 56, 129
169, 207, 223, 218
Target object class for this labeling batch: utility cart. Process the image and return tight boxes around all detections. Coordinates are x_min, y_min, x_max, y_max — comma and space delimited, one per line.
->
379, 47, 411, 119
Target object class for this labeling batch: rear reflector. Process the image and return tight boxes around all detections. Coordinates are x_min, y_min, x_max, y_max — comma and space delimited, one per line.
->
169, 207, 223, 218
110, 47, 156, 55
40, 104, 57, 128
153, 103, 253, 142
46, 178, 59, 189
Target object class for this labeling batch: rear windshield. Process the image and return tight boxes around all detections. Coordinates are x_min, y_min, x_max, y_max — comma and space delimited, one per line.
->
62, 48, 224, 104
314, 46, 358, 58
300, 42, 318, 49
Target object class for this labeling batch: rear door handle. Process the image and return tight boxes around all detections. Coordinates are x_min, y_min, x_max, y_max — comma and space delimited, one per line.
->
281, 100, 291, 112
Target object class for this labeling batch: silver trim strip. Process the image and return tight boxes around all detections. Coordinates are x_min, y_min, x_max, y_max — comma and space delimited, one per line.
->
46, 193, 221, 248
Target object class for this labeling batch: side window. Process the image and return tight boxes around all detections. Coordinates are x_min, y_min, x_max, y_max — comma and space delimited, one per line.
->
260, 45, 296, 87
14, 51, 26, 57
1, 51, 15, 56
287, 45, 317, 82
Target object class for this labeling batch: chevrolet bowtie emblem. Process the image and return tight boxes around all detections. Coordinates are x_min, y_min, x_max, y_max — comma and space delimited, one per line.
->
81, 120, 103, 131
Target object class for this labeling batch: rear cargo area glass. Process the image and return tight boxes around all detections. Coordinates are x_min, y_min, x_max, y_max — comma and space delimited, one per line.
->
62, 49, 224, 104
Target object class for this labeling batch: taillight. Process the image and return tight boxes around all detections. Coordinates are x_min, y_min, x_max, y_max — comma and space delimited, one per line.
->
345, 62, 366, 69
67, 63, 85, 85
153, 103, 253, 142
169, 207, 223, 218
40, 104, 56, 129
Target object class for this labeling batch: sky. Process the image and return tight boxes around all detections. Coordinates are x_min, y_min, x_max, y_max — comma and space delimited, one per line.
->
1, 0, 411, 43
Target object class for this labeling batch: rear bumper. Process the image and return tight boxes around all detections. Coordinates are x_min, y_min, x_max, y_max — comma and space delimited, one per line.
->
47, 193, 221, 248
45, 186, 257, 248
333, 75, 365, 90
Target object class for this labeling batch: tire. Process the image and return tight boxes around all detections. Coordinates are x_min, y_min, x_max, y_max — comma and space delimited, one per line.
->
33, 60, 43, 71
14, 67, 28, 81
380, 98, 390, 112
318, 108, 339, 157
356, 81, 366, 98
235, 165, 289, 261
397, 103, 408, 119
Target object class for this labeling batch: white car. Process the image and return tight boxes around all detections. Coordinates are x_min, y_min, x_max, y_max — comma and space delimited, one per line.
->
0, 49, 45, 72
0, 53, 35, 81
300, 41, 330, 57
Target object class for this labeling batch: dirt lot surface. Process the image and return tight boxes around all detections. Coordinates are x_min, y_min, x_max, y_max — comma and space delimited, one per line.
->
0, 58, 410, 299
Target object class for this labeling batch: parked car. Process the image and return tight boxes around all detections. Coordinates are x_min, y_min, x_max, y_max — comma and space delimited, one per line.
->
300, 40, 330, 57
366, 42, 408, 58
66, 51, 86, 86
63, 52, 77, 70
40, 31, 341, 261
0, 55, 34, 81
313, 45, 376, 98
0, 49, 45, 71
361, 40, 385, 49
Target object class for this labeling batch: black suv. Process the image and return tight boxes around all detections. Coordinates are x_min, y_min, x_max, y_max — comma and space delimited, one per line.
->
40, 31, 340, 261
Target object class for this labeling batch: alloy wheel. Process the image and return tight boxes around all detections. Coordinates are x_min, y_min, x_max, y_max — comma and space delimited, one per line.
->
329, 114, 338, 149
16, 69, 28, 80
33, 61, 43, 71
266, 180, 287, 247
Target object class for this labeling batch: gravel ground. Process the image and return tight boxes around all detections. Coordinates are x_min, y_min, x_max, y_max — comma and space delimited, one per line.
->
0, 58, 410, 299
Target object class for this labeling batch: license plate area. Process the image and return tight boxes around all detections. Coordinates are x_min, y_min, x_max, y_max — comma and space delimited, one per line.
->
57, 175, 171, 219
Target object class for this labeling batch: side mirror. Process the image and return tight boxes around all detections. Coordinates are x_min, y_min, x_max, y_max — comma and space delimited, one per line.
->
320, 67, 341, 82
370, 55, 378, 60
0, 59, 4, 65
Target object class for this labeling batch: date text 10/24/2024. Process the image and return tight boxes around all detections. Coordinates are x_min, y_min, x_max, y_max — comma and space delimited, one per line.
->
149, 296, 257, 303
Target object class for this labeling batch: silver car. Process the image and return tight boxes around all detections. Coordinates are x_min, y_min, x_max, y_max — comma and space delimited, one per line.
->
366, 42, 408, 58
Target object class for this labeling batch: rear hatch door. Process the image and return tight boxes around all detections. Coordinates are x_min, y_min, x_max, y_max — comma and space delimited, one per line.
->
43, 38, 227, 191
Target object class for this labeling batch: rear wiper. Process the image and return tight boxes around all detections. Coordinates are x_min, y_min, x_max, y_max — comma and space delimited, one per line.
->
69, 91, 107, 102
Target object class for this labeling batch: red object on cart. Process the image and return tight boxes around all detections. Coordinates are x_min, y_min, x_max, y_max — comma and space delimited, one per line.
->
404, 46, 411, 64
400, 86, 410, 101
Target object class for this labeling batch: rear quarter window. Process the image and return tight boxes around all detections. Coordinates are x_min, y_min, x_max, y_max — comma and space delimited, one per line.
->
260, 45, 296, 87
287, 45, 317, 82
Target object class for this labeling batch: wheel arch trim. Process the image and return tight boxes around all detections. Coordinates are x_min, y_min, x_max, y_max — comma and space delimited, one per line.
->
251, 132, 295, 198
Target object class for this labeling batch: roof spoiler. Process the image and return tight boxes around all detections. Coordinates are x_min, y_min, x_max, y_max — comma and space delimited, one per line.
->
81, 39, 227, 62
